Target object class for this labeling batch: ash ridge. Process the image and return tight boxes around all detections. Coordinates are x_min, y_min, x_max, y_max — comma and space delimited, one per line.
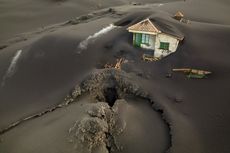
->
66, 68, 172, 153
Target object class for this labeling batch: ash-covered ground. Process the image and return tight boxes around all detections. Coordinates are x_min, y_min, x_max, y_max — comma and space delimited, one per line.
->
0, 0, 230, 153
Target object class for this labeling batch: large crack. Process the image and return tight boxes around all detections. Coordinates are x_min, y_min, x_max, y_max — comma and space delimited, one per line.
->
0, 98, 73, 135
67, 69, 172, 153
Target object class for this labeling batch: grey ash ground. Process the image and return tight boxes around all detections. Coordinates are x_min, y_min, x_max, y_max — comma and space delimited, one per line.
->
0, 0, 230, 153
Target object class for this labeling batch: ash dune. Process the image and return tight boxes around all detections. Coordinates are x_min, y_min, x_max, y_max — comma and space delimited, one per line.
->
0, 0, 230, 153
0, 0, 178, 42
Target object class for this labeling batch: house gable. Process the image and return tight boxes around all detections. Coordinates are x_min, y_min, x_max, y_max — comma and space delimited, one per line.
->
127, 18, 161, 34
128, 18, 184, 41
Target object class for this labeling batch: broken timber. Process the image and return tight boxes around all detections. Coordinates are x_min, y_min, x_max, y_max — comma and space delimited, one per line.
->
104, 58, 124, 70
142, 54, 160, 62
115, 58, 124, 69
172, 68, 212, 79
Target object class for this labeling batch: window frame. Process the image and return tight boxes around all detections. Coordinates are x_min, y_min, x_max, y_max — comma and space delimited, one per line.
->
141, 34, 150, 45
159, 42, 170, 50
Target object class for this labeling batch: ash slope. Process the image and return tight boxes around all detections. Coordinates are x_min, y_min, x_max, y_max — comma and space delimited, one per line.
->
0, 0, 230, 153
0, 0, 179, 42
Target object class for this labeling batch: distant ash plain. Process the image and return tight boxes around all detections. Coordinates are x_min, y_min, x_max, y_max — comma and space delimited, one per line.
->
0, 0, 230, 153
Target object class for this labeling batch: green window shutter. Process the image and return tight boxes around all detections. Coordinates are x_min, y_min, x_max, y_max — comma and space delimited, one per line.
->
133, 33, 136, 44
133, 33, 142, 47
160, 42, 170, 50
136, 33, 142, 46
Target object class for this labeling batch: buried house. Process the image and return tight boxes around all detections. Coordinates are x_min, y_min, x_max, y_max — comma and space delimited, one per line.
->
174, 11, 184, 21
127, 18, 184, 58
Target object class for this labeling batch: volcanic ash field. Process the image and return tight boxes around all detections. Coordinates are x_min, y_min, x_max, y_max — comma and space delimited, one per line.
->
0, 0, 230, 153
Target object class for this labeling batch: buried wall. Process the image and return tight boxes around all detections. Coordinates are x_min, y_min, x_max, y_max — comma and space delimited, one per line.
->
154, 33, 180, 58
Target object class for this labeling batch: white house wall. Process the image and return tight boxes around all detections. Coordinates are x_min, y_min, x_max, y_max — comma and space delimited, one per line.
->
154, 33, 179, 57
150, 35, 156, 49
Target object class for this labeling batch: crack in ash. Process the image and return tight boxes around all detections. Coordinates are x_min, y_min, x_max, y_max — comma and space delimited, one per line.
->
67, 69, 172, 153
68, 101, 125, 153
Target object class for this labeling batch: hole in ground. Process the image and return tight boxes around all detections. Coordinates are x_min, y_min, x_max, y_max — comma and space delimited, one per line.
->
104, 87, 118, 107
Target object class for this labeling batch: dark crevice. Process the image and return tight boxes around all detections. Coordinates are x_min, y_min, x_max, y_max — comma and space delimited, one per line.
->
105, 131, 119, 153
104, 87, 118, 107
81, 69, 172, 152
105, 132, 112, 153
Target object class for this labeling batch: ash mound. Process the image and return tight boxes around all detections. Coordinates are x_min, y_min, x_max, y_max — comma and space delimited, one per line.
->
69, 101, 126, 153
68, 69, 149, 104
67, 69, 171, 153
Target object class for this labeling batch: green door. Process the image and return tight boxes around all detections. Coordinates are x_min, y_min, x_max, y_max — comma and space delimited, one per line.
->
134, 33, 142, 47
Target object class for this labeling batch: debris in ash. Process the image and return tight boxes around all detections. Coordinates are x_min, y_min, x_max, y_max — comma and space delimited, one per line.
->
173, 11, 191, 24
66, 8, 118, 25
172, 68, 212, 79
104, 58, 125, 70
142, 54, 160, 62
174, 11, 184, 21
130, 2, 142, 5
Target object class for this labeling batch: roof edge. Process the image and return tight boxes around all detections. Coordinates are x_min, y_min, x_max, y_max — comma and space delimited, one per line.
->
127, 18, 185, 41
127, 18, 161, 33
128, 29, 158, 35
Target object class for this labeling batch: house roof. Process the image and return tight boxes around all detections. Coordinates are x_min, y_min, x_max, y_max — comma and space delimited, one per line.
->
174, 11, 184, 18
149, 18, 184, 40
127, 18, 184, 40
127, 18, 161, 34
